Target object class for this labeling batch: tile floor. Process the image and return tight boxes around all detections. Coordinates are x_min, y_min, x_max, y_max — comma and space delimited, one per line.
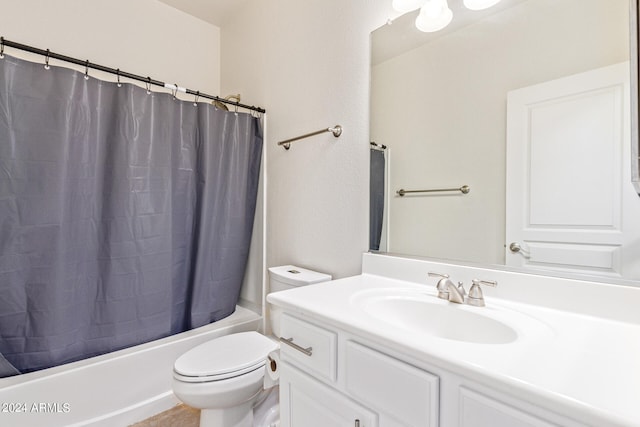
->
130, 404, 200, 427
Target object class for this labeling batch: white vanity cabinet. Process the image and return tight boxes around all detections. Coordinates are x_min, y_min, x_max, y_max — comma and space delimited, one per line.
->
268, 255, 638, 427
278, 313, 439, 427
278, 312, 587, 427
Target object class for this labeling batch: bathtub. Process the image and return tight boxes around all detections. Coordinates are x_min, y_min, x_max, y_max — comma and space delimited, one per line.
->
0, 305, 261, 427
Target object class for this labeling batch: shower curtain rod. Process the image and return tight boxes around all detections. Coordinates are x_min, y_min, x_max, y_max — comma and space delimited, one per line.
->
0, 37, 266, 114
370, 141, 387, 150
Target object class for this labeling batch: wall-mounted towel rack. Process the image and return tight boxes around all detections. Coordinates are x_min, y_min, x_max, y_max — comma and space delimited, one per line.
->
397, 185, 470, 196
278, 125, 342, 150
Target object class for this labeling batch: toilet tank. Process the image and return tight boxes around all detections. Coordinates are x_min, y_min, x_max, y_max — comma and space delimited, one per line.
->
267, 265, 331, 337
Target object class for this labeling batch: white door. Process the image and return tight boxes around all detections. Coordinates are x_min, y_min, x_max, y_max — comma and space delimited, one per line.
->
506, 62, 640, 278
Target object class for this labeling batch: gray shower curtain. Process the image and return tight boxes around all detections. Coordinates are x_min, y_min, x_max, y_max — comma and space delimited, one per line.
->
370, 148, 385, 251
0, 55, 263, 373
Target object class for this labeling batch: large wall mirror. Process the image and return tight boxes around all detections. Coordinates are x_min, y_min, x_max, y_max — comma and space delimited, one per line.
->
370, 0, 640, 285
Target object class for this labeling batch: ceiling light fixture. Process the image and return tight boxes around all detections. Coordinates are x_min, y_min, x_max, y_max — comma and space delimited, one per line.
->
392, 0, 426, 13
463, 0, 502, 11
393, 0, 502, 32
415, 0, 453, 33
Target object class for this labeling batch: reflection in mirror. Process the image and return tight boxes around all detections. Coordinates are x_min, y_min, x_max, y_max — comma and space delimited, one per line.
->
632, 0, 640, 194
370, 142, 388, 252
370, 0, 640, 284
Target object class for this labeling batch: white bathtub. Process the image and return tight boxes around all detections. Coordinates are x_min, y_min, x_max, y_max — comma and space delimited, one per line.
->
0, 306, 261, 427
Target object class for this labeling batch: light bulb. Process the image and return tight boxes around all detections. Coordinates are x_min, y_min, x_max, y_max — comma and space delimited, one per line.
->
463, 0, 502, 11
422, 0, 444, 19
415, 0, 452, 32
392, 0, 425, 13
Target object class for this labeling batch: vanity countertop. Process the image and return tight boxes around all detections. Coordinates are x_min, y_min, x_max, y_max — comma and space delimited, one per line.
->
267, 273, 640, 427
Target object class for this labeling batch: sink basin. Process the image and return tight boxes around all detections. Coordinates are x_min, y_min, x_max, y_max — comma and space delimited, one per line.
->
354, 290, 519, 344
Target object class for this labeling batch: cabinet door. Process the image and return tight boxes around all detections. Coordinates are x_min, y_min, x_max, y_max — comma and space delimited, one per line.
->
280, 363, 378, 427
460, 387, 556, 427
345, 341, 439, 427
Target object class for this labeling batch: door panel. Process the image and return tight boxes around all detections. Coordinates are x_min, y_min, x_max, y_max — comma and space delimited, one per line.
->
506, 62, 634, 277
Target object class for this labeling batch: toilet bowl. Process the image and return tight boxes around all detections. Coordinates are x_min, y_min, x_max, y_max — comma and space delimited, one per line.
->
172, 331, 278, 427
172, 266, 331, 427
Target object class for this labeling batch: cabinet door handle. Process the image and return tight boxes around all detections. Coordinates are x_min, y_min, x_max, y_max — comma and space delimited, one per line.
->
279, 337, 313, 356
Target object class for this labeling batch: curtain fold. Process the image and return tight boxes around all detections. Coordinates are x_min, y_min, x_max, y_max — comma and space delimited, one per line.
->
0, 55, 263, 373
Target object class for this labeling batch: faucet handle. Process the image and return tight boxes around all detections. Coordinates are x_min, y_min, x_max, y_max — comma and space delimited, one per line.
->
467, 279, 497, 307
428, 272, 452, 300
428, 272, 449, 279
473, 279, 497, 288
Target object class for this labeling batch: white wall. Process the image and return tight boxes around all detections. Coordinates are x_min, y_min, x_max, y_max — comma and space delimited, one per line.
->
0, 0, 220, 96
220, 0, 398, 280
371, 0, 629, 265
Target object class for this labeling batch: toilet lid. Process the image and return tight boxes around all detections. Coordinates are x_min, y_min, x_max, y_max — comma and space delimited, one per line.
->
174, 332, 278, 380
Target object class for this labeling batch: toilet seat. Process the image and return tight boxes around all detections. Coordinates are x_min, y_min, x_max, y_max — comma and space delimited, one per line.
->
173, 331, 278, 383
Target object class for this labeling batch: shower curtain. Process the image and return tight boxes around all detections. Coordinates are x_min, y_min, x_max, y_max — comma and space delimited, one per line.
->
369, 148, 385, 251
0, 55, 263, 373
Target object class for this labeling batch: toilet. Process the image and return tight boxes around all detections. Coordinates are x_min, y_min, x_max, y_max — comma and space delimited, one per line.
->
172, 265, 331, 427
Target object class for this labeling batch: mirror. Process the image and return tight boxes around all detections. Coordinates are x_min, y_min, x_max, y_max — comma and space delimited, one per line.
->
632, 0, 640, 194
370, 0, 640, 284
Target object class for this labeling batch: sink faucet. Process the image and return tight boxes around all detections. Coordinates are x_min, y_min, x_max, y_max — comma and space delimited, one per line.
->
428, 272, 465, 304
428, 273, 498, 306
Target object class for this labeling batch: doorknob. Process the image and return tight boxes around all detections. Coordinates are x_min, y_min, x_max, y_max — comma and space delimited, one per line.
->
509, 242, 522, 253
508, 242, 530, 258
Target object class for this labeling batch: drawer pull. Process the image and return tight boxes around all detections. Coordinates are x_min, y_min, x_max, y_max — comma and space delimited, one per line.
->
279, 337, 313, 356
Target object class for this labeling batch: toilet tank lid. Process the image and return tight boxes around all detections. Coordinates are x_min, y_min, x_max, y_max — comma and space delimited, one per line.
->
268, 265, 332, 286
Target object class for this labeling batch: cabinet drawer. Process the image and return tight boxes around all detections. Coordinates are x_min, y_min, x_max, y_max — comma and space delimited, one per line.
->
279, 313, 337, 382
345, 341, 439, 427
460, 387, 556, 427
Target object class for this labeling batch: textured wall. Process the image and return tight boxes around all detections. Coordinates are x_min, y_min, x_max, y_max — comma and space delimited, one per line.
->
220, 0, 397, 280
0, 0, 220, 96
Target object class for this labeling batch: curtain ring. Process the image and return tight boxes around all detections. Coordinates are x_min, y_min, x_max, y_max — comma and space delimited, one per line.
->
193, 91, 199, 107
116, 69, 122, 87
234, 103, 238, 115
44, 49, 51, 69
171, 83, 178, 100
84, 60, 90, 80
146, 77, 152, 94
0, 37, 5, 59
